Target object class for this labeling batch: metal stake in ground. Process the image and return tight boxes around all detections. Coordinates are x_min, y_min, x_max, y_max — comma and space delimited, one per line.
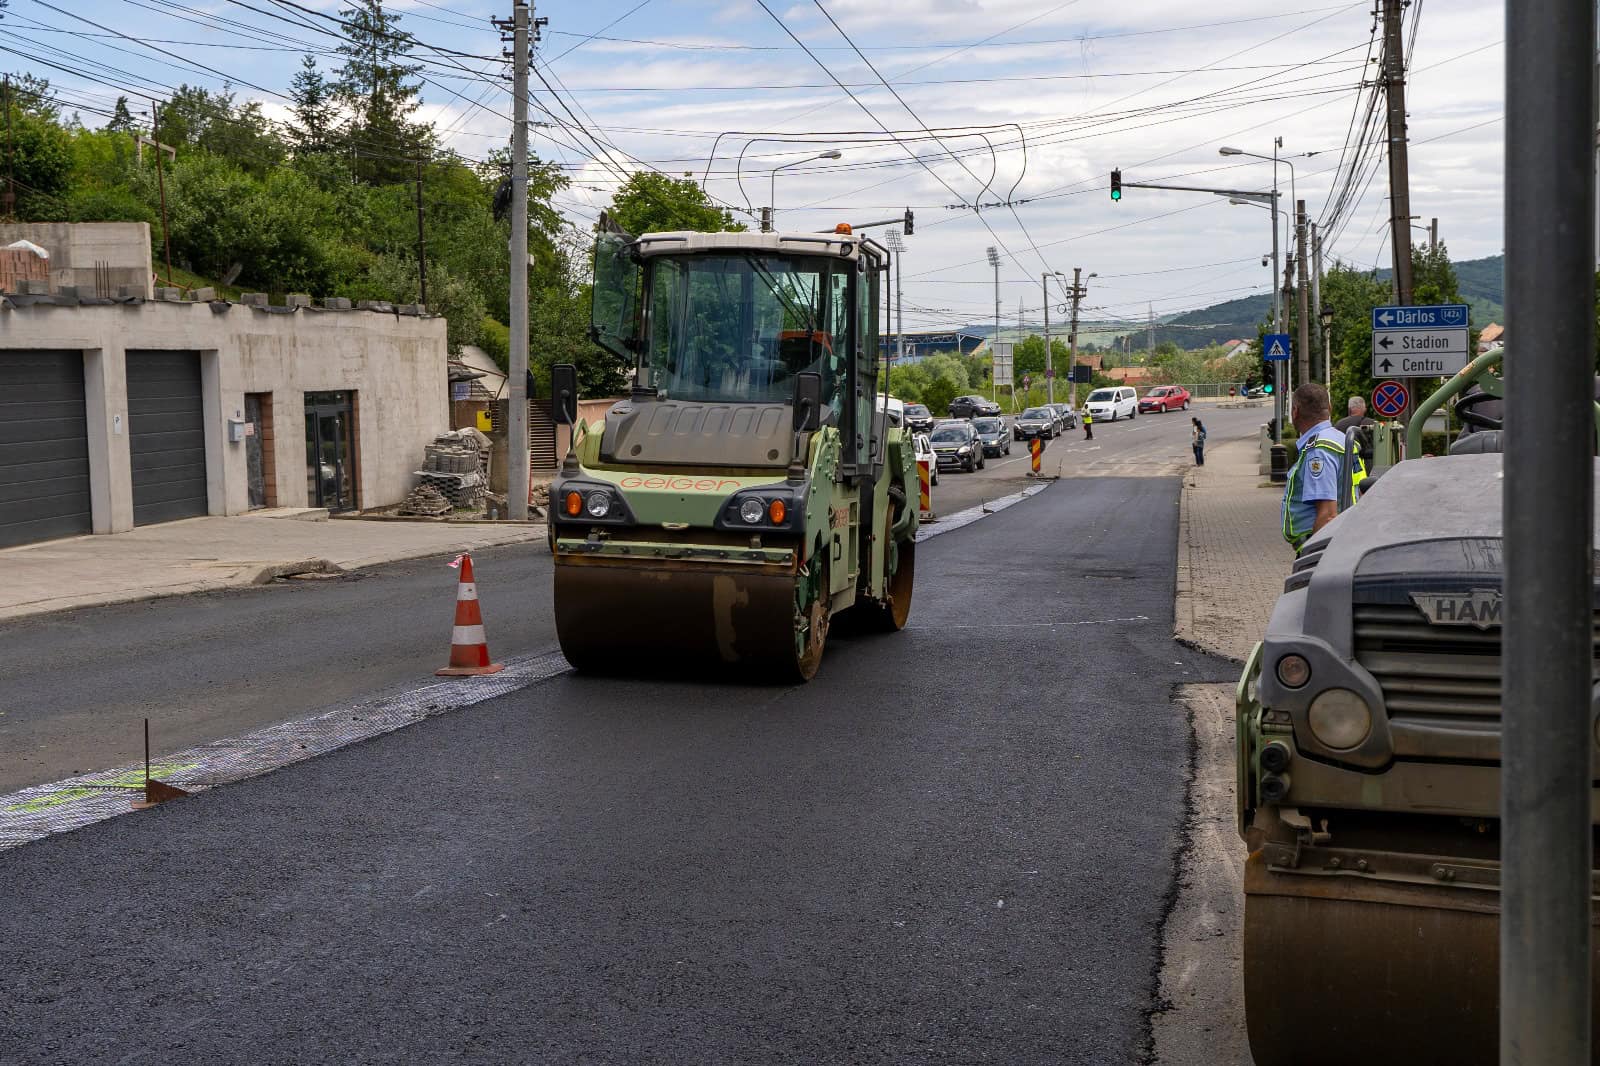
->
130, 717, 189, 810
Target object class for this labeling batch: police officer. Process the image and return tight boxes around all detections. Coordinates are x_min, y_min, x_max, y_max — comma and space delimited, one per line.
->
1082, 407, 1094, 440
1281, 382, 1348, 552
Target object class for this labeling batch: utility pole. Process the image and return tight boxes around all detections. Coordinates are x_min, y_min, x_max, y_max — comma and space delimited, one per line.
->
887, 228, 906, 396
151, 103, 173, 286
1295, 199, 1310, 388
1312, 223, 1328, 389
1067, 268, 1090, 408
1043, 275, 1054, 406
501, 1, 532, 521
414, 159, 428, 306
1381, 0, 1414, 307
987, 247, 1000, 404
1502, 1, 1595, 1061
1146, 303, 1154, 357
1429, 216, 1438, 251
2, 77, 13, 219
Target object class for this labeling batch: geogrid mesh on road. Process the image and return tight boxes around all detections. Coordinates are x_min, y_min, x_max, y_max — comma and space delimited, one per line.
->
0, 651, 572, 851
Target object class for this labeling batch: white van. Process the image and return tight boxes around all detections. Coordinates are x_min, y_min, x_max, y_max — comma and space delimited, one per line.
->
1084, 386, 1138, 422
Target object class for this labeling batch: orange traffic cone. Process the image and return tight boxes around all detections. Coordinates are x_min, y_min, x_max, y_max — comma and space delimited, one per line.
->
436, 552, 505, 676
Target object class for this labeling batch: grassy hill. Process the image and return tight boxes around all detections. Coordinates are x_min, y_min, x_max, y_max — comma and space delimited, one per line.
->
963, 253, 1507, 350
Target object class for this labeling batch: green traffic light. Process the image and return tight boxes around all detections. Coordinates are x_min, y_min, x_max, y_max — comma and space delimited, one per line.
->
1111, 189, 1121, 201
1263, 383, 1274, 394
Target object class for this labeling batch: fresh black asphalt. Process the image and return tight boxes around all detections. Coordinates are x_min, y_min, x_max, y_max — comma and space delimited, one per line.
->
0, 475, 1230, 1064
0, 544, 556, 792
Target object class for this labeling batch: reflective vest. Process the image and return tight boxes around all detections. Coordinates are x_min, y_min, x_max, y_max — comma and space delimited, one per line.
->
1282, 429, 1349, 550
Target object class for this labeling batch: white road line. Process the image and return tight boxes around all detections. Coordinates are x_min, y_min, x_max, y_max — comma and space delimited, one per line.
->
909, 614, 1151, 631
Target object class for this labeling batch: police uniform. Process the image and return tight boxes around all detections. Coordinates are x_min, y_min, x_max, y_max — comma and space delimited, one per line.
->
1282, 420, 1347, 551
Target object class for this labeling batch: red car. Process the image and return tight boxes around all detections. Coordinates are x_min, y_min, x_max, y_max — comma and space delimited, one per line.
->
1139, 385, 1190, 413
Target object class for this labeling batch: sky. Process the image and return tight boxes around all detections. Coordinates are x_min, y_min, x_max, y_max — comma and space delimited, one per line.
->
25, 0, 1505, 331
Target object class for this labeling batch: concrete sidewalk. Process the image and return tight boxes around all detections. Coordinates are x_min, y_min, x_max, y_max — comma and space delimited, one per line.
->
1175, 436, 1293, 663
0, 512, 545, 622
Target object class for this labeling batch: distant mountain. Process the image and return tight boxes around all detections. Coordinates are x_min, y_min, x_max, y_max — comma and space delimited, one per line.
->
956, 254, 1506, 350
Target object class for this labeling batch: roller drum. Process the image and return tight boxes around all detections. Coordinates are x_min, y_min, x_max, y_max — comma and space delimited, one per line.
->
1244, 851, 1600, 1064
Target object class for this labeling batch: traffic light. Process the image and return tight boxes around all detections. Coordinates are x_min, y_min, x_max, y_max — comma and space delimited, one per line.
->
1263, 382, 1274, 394
1110, 169, 1122, 201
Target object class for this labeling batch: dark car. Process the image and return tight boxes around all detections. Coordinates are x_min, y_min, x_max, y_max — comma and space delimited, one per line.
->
1012, 406, 1057, 440
1047, 403, 1078, 430
929, 421, 985, 472
971, 416, 1011, 457
904, 402, 935, 433
948, 394, 1002, 419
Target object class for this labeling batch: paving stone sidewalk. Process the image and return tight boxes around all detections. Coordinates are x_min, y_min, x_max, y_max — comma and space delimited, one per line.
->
1176, 436, 1294, 663
0, 512, 545, 622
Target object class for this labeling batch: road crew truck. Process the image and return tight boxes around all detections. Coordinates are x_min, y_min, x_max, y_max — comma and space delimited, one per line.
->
547, 221, 917, 680
1236, 352, 1600, 1063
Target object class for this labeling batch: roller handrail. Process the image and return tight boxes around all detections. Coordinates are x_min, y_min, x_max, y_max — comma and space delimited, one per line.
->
1404, 345, 1600, 456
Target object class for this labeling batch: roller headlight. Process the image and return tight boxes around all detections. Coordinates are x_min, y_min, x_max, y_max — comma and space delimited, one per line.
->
585, 491, 611, 518
1307, 688, 1373, 750
1275, 654, 1311, 688
739, 498, 766, 524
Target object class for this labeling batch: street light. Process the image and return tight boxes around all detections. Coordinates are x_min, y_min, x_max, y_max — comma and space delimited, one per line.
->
1221, 139, 1293, 447
766, 150, 842, 232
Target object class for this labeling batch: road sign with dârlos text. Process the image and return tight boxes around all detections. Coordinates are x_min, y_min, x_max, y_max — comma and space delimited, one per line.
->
1371, 303, 1472, 377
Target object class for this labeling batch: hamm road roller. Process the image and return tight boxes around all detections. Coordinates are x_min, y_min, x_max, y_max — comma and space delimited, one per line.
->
1236, 353, 1600, 1063
546, 219, 918, 681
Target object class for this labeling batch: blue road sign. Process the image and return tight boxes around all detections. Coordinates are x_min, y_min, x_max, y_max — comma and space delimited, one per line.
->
1372, 303, 1469, 330
1263, 333, 1292, 361
1372, 380, 1409, 417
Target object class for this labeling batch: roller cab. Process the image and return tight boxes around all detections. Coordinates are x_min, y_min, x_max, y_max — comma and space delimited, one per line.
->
548, 223, 916, 681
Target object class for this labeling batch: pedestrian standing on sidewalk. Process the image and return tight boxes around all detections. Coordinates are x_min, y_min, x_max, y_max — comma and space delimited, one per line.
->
1281, 383, 1347, 553
1191, 417, 1207, 465
1082, 409, 1094, 440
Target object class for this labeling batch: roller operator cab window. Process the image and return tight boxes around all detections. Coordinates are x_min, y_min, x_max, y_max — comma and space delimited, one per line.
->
644, 253, 847, 420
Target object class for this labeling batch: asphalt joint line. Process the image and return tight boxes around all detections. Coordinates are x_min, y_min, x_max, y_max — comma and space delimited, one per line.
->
1139, 684, 1203, 1065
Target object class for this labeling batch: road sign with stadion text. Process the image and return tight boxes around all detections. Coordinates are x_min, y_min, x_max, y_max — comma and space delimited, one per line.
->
1371, 303, 1472, 377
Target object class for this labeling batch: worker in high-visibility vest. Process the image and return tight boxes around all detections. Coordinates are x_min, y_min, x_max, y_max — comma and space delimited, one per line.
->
1082, 409, 1094, 441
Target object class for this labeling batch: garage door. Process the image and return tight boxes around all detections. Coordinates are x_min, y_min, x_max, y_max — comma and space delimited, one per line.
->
0, 350, 92, 548
127, 350, 208, 525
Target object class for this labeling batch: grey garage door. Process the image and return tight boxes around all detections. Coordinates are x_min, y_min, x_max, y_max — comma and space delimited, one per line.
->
127, 350, 208, 525
0, 350, 92, 548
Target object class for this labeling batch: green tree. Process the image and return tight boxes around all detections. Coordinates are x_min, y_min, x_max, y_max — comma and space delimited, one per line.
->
605, 172, 746, 234
105, 96, 136, 134
334, 0, 431, 185
289, 56, 335, 154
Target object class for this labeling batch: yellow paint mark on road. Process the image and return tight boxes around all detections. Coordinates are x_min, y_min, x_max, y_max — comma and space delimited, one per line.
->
2, 761, 200, 814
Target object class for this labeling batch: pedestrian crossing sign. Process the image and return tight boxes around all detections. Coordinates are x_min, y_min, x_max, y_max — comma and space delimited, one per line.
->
1263, 333, 1292, 361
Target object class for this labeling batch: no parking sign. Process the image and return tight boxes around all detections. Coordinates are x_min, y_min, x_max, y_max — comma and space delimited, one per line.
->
1372, 380, 1409, 418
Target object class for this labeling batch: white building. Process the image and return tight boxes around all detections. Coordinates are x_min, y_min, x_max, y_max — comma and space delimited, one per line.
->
1, 285, 447, 548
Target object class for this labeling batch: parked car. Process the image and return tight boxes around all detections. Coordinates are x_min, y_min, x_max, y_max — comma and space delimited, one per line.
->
971, 416, 1011, 457
912, 432, 939, 486
904, 402, 935, 433
1245, 385, 1267, 398
1139, 385, 1190, 413
948, 394, 1002, 419
1012, 406, 1057, 440
876, 395, 905, 427
1047, 402, 1078, 429
929, 421, 985, 472
1084, 386, 1138, 422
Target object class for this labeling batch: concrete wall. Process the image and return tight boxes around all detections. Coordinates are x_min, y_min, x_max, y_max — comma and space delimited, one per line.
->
0, 222, 154, 299
1, 299, 447, 533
